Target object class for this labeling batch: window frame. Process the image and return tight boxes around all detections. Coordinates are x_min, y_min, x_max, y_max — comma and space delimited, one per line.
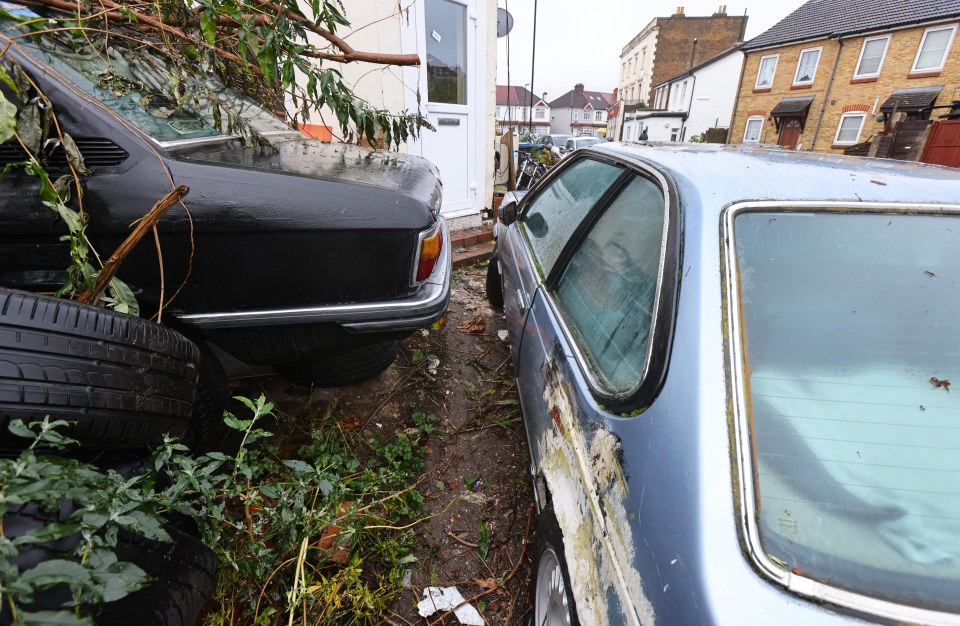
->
515, 152, 680, 409
911, 23, 957, 73
722, 200, 960, 626
854, 34, 890, 79
573, 109, 579, 121
743, 116, 764, 143
594, 110, 603, 122
755, 54, 779, 89
833, 111, 866, 145
792, 46, 822, 85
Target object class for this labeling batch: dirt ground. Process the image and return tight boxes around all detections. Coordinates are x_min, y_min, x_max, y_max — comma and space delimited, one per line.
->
233, 265, 534, 625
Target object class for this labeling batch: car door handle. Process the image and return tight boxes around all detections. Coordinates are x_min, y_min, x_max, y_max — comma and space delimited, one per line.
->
517, 288, 527, 314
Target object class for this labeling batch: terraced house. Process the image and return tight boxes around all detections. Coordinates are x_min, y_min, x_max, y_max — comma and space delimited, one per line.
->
729, 0, 960, 166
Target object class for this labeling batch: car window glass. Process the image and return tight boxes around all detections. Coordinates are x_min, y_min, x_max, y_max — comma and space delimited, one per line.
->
733, 211, 960, 612
520, 158, 621, 278
554, 175, 665, 392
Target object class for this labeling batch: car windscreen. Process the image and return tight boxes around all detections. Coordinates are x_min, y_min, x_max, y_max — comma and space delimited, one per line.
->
732, 209, 960, 613
11, 28, 292, 142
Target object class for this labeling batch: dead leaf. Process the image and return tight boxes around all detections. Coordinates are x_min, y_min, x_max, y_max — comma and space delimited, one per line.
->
869, 180, 887, 186
473, 577, 497, 591
930, 377, 951, 392
432, 315, 447, 329
457, 314, 486, 334
925, 270, 937, 278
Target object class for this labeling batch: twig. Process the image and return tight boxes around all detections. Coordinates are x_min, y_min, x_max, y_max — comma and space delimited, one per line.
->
446, 531, 478, 549
78, 185, 188, 305
427, 504, 534, 626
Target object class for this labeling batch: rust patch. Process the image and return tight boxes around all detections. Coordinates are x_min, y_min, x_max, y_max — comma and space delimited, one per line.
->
550, 405, 565, 434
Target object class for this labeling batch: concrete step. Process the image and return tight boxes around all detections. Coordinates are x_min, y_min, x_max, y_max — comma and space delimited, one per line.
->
452, 239, 495, 270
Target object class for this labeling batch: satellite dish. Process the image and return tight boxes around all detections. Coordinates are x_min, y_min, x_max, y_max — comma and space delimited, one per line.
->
497, 8, 514, 38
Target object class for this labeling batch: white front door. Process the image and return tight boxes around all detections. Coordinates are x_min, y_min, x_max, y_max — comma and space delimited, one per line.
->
411, 0, 479, 219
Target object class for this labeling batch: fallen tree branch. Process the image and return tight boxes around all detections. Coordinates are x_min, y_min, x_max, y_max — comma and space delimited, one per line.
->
78, 185, 188, 306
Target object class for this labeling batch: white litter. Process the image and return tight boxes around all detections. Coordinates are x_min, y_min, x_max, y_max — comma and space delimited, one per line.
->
427, 355, 440, 376
416, 586, 483, 625
497, 330, 509, 341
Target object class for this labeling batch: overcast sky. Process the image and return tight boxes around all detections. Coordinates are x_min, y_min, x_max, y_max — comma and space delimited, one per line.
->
496, 0, 808, 101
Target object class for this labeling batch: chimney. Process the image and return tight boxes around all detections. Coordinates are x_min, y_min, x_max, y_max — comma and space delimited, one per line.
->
543, 91, 548, 102
673, 6, 685, 16
613, 87, 619, 101
575, 83, 584, 93
713, 4, 727, 16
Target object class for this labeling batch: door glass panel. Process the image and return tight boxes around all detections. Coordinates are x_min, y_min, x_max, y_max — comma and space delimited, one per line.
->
733, 210, 960, 611
520, 158, 622, 278
425, 0, 467, 105
554, 176, 666, 392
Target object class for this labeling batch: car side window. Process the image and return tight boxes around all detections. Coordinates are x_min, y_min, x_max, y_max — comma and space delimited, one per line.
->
554, 175, 666, 393
520, 158, 622, 278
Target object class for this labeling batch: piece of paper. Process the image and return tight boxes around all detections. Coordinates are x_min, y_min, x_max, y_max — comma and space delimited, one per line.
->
416, 586, 483, 625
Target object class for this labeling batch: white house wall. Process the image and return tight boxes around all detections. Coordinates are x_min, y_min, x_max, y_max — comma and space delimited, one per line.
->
685, 50, 743, 140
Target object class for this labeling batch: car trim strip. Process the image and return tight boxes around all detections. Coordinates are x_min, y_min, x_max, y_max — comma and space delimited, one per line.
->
724, 200, 960, 626
179, 218, 451, 330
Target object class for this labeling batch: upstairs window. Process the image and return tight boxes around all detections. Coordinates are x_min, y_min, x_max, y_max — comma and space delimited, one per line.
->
912, 24, 957, 73
793, 47, 821, 85
854, 35, 890, 78
756, 54, 778, 89
573, 110, 579, 121
595, 110, 603, 121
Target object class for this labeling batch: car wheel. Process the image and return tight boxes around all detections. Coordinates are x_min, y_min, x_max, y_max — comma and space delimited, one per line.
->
3, 502, 216, 626
486, 246, 504, 309
532, 505, 578, 626
181, 338, 236, 454
277, 340, 399, 387
0, 288, 199, 449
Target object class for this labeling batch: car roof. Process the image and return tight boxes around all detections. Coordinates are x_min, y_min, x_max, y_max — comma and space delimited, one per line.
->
587, 142, 960, 213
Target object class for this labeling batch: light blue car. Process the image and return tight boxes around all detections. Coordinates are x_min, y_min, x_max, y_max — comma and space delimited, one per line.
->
487, 143, 960, 626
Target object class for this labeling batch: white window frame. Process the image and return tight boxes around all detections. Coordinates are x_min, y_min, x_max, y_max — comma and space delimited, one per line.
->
573, 109, 579, 121
793, 47, 822, 85
594, 110, 603, 122
853, 35, 890, 79
755, 54, 779, 89
743, 116, 764, 143
833, 112, 866, 145
911, 23, 957, 73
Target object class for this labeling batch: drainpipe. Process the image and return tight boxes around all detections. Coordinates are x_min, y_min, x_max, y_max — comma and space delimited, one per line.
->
728, 51, 747, 143
680, 73, 696, 141
809, 37, 843, 151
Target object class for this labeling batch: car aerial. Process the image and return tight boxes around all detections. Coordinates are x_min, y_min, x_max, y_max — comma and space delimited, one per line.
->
0, 20, 451, 415
561, 135, 604, 154
488, 143, 960, 625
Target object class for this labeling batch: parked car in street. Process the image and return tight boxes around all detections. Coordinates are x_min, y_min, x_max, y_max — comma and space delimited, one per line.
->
488, 143, 960, 625
542, 134, 573, 149
0, 19, 451, 438
560, 135, 603, 155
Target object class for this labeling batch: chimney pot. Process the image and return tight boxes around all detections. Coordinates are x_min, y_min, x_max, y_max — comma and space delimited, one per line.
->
575, 83, 584, 93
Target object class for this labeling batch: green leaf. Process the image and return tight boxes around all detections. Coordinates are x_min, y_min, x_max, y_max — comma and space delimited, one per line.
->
106, 278, 139, 316
282, 459, 313, 475
477, 522, 490, 561
21, 611, 94, 626
0, 92, 17, 144
199, 11, 217, 44
17, 100, 42, 155
19, 559, 92, 587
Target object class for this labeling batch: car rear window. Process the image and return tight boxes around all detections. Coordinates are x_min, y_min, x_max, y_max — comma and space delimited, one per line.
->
732, 210, 960, 613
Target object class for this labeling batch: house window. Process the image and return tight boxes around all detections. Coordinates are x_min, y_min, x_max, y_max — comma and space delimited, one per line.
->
854, 35, 890, 78
425, 0, 467, 105
535, 107, 546, 120
834, 112, 866, 144
495, 106, 501, 117
670, 128, 680, 142
743, 116, 764, 143
755, 54, 778, 88
793, 47, 822, 85
595, 110, 603, 122
912, 24, 957, 73
573, 110, 579, 121
680, 81, 687, 105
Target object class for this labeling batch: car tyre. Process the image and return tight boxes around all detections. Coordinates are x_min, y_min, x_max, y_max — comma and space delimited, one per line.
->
485, 248, 504, 310
277, 340, 399, 387
0, 288, 199, 449
532, 504, 579, 626
179, 337, 236, 454
3, 501, 216, 626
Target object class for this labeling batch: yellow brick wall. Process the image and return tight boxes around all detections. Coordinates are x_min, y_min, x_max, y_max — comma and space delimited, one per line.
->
730, 21, 960, 152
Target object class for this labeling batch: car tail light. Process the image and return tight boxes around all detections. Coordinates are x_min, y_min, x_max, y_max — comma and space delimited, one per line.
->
416, 227, 443, 282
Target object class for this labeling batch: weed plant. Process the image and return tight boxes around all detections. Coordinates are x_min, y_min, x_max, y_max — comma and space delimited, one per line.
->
1, 396, 436, 625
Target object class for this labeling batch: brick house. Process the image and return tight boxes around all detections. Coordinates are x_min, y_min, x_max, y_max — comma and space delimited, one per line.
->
613, 5, 746, 139
729, 0, 960, 160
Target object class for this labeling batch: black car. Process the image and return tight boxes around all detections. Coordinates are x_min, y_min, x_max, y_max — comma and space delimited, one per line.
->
0, 22, 451, 396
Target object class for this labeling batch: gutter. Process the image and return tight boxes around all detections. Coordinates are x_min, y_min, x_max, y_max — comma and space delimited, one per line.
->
809, 38, 843, 151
